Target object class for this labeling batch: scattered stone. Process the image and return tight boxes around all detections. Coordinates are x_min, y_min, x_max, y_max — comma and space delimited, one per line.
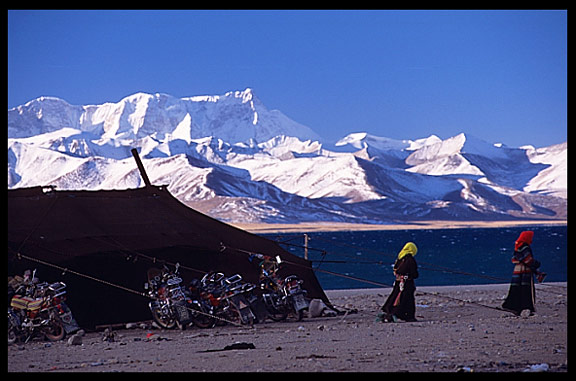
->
102, 328, 116, 342
324, 308, 338, 317
307, 299, 325, 317
520, 310, 533, 318
150, 321, 161, 329
67, 334, 83, 346
523, 363, 549, 372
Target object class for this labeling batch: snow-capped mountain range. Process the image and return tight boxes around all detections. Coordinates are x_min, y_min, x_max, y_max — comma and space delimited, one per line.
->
8, 88, 567, 224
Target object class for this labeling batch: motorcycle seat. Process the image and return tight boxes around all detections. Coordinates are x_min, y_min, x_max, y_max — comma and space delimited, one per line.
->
10, 295, 43, 311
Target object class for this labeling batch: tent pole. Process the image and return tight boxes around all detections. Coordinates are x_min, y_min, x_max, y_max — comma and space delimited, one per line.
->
131, 148, 152, 187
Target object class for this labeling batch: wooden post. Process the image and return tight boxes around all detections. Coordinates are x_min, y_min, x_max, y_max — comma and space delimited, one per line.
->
304, 234, 309, 260
131, 148, 152, 187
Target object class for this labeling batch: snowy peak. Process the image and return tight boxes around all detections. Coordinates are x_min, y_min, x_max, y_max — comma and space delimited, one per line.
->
8, 96, 84, 138
228, 87, 258, 105
335, 132, 442, 153
336, 132, 409, 151
407, 133, 504, 157
185, 87, 256, 104
8, 88, 320, 144
523, 142, 567, 198
403, 132, 567, 198
7, 89, 567, 223
405, 133, 511, 176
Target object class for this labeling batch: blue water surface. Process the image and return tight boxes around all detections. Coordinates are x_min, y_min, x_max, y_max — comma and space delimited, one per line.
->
264, 226, 567, 290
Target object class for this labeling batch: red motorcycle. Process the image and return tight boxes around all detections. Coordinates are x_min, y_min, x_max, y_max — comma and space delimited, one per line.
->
192, 272, 261, 326
144, 264, 195, 330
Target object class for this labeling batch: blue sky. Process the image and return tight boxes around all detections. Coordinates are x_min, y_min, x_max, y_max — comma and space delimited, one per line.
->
8, 10, 567, 147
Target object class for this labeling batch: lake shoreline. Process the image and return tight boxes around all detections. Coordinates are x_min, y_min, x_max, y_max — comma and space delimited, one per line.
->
233, 220, 567, 234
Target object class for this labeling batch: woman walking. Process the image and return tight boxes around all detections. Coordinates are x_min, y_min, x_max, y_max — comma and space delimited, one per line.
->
502, 230, 546, 316
381, 242, 419, 322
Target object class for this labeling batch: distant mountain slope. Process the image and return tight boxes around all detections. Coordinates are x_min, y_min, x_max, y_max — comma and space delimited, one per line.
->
8, 89, 567, 223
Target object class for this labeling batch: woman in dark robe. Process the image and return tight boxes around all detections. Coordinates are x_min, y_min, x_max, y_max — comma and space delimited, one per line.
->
502, 231, 546, 316
381, 242, 419, 322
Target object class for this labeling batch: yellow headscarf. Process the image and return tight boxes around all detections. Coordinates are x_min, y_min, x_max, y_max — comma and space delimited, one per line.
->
397, 242, 418, 260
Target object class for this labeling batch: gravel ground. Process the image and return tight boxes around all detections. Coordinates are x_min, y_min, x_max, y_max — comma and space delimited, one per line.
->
7, 282, 567, 372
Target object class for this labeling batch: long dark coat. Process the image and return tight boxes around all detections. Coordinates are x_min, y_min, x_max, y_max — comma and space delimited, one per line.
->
381, 254, 419, 321
502, 243, 540, 315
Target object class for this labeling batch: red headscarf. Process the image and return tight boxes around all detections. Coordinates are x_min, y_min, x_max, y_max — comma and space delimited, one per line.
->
515, 231, 534, 251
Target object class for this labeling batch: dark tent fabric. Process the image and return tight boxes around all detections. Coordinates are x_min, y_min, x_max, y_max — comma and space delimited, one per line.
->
8, 185, 330, 328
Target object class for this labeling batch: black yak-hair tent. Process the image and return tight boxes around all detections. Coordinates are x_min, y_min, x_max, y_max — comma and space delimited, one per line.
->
8, 152, 330, 328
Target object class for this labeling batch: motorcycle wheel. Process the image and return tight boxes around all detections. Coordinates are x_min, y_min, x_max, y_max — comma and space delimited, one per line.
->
262, 294, 288, 321
8, 328, 18, 344
191, 314, 215, 328
228, 297, 255, 325
43, 316, 66, 342
190, 305, 215, 328
234, 307, 254, 325
267, 311, 288, 322
150, 308, 177, 329
8, 312, 20, 344
293, 309, 305, 322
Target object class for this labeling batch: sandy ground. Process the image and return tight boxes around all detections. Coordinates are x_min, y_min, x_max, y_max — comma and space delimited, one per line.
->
232, 220, 567, 234
7, 282, 567, 373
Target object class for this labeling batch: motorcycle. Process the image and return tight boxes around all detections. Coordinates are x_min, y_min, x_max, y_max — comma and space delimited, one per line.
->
186, 277, 217, 329
259, 256, 309, 322
220, 273, 266, 325
194, 271, 228, 326
8, 270, 77, 344
192, 272, 264, 326
144, 263, 195, 330
282, 275, 310, 321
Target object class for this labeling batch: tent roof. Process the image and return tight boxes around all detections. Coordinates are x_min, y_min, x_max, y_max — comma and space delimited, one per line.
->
9, 185, 284, 260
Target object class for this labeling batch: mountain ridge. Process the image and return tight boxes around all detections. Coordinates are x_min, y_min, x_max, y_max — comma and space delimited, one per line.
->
8, 89, 567, 224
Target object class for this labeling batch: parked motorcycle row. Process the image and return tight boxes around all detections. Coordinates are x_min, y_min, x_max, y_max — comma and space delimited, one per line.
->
8, 269, 80, 344
144, 257, 310, 330
7, 256, 311, 343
